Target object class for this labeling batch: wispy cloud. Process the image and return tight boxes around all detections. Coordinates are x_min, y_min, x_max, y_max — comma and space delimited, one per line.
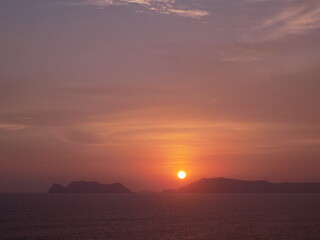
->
67, 0, 209, 18
166, 8, 208, 18
220, 48, 276, 63
0, 123, 26, 131
246, 0, 320, 40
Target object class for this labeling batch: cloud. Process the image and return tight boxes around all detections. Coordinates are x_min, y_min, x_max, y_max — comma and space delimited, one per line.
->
67, 0, 209, 18
66, 0, 113, 6
246, 0, 320, 40
243, 0, 296, 2
166, 8, 209, 18
0, 123, 26, 131
220, 48, 276, 63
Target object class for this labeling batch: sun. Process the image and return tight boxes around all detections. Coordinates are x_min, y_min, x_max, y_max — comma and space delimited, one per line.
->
177, 170, 187, 179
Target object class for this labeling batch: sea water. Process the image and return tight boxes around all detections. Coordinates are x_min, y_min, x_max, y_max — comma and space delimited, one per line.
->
0, 193, 319, 240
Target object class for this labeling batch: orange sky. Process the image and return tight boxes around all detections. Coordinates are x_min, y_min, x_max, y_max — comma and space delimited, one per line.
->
0, 0, 320, 192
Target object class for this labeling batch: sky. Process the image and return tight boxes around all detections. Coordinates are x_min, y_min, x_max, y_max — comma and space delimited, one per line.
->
0, 0, 320, 192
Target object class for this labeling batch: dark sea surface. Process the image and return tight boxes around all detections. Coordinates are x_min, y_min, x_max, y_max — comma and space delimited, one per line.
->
0, 193, 320, 240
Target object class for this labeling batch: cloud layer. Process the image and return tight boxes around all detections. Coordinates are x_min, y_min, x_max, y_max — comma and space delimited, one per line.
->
67, 0, 209, 18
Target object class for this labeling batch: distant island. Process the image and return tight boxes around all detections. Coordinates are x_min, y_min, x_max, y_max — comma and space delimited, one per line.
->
49, 181, 131, 193
177, 177, 320, 193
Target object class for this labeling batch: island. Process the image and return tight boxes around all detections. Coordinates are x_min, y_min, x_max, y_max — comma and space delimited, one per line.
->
178, 177, 320, 193
49, 181, 131, 193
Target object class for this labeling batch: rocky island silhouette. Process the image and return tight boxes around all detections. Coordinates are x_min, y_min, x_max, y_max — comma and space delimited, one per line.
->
178, 177, 320, 193
49, 181, 131, 193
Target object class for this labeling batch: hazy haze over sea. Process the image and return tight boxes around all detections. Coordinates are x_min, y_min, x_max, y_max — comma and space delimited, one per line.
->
1, 193, 320, 240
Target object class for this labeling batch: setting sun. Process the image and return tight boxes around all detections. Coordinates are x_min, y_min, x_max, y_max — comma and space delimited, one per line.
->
177, 170, 187, 179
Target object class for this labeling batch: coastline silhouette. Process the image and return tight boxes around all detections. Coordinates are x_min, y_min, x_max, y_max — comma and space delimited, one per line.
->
49, 178, 320, 194
178, 177, 320, 193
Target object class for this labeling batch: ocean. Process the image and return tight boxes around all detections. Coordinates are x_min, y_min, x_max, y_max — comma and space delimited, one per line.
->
0, 193, 319, 240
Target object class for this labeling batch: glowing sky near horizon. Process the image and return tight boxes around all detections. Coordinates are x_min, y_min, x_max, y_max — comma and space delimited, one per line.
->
0, 0, 320, 192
